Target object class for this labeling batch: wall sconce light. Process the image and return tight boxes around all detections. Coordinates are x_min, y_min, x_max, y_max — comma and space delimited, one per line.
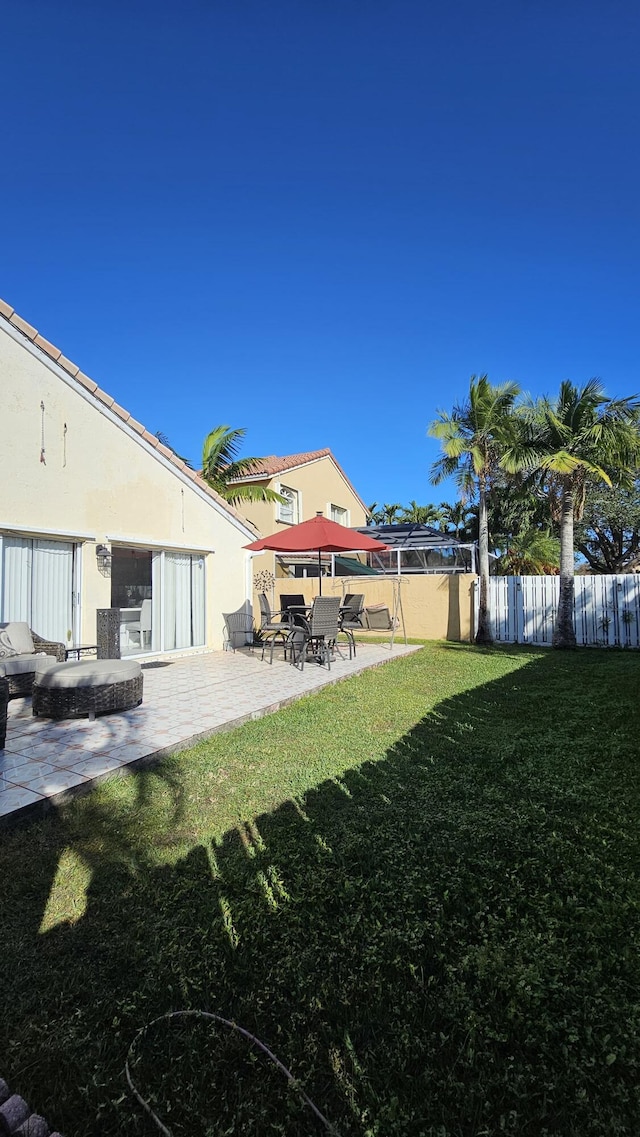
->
96, 543, 112, 572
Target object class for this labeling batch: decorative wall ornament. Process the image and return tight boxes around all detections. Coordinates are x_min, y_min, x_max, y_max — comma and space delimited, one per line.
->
253, 569, 275, 594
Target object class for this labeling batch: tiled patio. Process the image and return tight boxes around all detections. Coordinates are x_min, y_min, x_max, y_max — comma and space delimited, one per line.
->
0, 641, 419, 825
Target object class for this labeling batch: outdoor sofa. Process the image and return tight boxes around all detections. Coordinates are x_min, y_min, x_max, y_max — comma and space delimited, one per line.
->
0, 621, 66, 699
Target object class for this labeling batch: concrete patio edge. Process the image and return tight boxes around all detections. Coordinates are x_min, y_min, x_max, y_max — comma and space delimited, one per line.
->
0, 645, 421, 830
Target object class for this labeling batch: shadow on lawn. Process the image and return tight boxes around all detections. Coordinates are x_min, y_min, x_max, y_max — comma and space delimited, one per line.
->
2, 648, 640, 1137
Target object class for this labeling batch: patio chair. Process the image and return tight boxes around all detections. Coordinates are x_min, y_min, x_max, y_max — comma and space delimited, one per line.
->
339, 593, 365, 659
0, 622, 66, 699
128, 598, 152, 651
258, 593, 294, 664
279, 593, 307, 627
289, 596, 341, 671
223, 608, 254, 652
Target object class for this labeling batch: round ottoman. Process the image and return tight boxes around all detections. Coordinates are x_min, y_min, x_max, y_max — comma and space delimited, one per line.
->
32, 659, 143, 720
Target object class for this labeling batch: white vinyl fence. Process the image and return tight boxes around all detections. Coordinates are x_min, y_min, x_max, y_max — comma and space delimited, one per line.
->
489, 575, 640, 648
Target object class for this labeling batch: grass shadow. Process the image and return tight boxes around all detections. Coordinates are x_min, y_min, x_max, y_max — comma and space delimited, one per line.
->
0, 646, 639, 1136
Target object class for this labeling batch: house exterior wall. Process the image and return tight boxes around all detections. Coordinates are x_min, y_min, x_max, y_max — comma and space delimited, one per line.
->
0, 323, 254, 650
240, 455, 368, 587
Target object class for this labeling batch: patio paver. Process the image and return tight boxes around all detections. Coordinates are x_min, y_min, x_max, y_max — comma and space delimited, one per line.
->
0, 641, 419, 825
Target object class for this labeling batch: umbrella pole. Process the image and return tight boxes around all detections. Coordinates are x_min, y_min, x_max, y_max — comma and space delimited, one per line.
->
318, 549, 322, 594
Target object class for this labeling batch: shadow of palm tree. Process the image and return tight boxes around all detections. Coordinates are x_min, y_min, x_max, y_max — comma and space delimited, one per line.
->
1, 648, 639, 1136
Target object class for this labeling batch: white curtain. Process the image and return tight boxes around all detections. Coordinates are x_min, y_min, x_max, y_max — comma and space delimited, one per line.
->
164, 552, 192, 650
0, 537, 73, 643
163, 554, 176, 650
31, 540, 73, 642
0, 538, 31, 624
191, 556, 205, 646
151, 551, 162, 652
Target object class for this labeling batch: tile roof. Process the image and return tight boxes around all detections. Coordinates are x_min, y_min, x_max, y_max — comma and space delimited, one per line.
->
240, 449, 332, 476
232, 448, 368, 512
0, 298, 255, 533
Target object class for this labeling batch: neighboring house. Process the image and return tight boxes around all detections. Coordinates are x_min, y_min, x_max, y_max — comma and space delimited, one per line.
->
0, 298, 258, 655
231, 449, 369, 580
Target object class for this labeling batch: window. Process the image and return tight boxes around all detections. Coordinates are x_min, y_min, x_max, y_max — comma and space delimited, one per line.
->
277, 485, 300, 525
330, 504, 349, 525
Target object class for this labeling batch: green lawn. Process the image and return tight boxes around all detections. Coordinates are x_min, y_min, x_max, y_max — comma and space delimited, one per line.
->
1, 643, 640, 1136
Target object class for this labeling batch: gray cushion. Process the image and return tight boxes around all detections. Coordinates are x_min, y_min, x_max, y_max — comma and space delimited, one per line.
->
36, 659, 142, 689
0, 653, 58, 677
0, 621, 35, 655
0, 629, 18, 659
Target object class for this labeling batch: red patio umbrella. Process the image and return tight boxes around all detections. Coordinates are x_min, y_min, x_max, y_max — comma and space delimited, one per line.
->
245, 512, 389, 593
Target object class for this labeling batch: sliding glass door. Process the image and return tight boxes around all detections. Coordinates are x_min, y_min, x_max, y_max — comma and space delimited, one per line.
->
111, 546, 153, 657
0, 536, 76, 644
112, 546, 205, 655
163, 552, 206, 650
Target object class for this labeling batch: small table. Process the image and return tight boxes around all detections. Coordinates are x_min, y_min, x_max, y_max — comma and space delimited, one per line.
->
65, 644, 99, 661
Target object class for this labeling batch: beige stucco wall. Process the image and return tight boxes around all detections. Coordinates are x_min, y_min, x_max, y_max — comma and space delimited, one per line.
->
1, 323, 255, 650
254, 574, 477, 642
240, 454, 368, 587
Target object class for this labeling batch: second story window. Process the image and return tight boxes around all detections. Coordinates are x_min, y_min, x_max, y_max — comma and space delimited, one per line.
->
277, 485, 300, 525
330, 504, 349, 525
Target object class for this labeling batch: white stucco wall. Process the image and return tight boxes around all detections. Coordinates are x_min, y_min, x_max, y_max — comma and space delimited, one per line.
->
0, 320, 255, 650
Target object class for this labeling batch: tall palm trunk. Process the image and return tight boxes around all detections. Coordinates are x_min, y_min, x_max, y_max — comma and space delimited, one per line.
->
475, 474, 493, 645
552, 477, 577, 649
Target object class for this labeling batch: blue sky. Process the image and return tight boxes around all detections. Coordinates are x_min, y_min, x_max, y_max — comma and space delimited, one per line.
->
2, 0, 639, 509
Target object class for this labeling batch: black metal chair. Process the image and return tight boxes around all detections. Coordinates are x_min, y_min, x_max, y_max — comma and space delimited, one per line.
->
339, 593, 365, 658
258, 593, 293, 664
289, 596, 341, 671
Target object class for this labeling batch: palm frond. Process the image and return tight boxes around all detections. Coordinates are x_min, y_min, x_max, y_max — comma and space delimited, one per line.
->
155, 432, 194, 468
430, 453, 463, 485
200, 424, 285, 506
224, 483, 287, 505
202, 425, 247, 477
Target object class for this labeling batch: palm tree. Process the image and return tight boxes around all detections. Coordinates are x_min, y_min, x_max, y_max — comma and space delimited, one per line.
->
497, 529, 560, 575
504, 380, 640, 648
379, 503, 403, 525
400, 501, 444, 526
439, 500, 474, 539
429, 375, 521, 645
201, 426, 285, 506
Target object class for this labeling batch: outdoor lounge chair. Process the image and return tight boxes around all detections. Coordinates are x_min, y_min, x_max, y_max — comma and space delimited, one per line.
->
289, 596, 341, 671
258, 593, 294, 664
339, 593, 365, 658
0, 622, 66, 699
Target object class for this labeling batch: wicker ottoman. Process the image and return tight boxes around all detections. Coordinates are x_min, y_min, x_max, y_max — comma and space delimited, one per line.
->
32, 660, 143, 720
